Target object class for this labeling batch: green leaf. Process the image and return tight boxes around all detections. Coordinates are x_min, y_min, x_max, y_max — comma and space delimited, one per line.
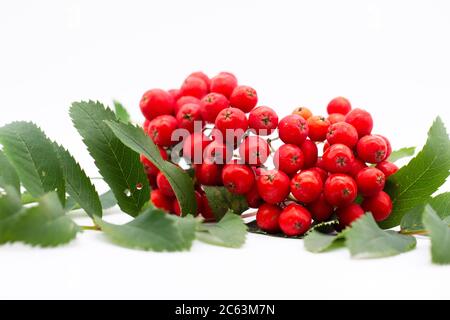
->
203, 186, 248, 221
380, 117, 450, 229
196, 211, 247, 248
113, 100, 131, 123
346, 214, 417, 259
105, 120, 197, 216
54, 144, 102, 218
0, 186, 24, 244
422, 205, 450, 264
0, 150, 20, 193
70, 101, 149, 216
100, 189, 118, 209
304, 230, 346, 253
388, 147, 416, 163
0, 122, 65, 204
94, 207, 196, 251
401, 192, 450, 233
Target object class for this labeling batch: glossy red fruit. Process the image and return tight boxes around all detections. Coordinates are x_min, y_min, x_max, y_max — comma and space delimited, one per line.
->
147, 115, 178, 147
210, 72, 238, 98
326, 122, 358, 148
168, 88, 181, 102
336, 203, 364, 228
308, 167, 328, 183
322, 144, 355, 173
195, 161, 222, 186
291, 170, 323, 203
156, 172, 175, 197
143, 119, 150, 132
248, 106, 279, 135
292, 106, 313, 120
273, 144, 304, 175
140, 146, 168, 176
362, 191, 393, 222
279, 203, 312, 236
147, 172, 158, 189
175, 96, 201, 115
307, 116, 330, 142
323, 141, 330, 153
324, 174, 358, 207
245, 188, 263, 208
140, 89, 174, 120
356, 167, 385, 196
357, 135, 388, 163
151, 189, 173, 212
376, 161, 399, 178
256, 170, 290, 204
176, 103, 203, 133
327, 113, 345, 124
222, 163, 255, 195
200, 193, 216, 222
203, 140, 233, 164
200, 93, 229, 123
215, 107, 248, 139
256, 203, 282, 233
180, 75, 208, 99
239, 136, 270, 166
308, 194, 334, 222
345, 108, 373, 137
188, 71, 210, 90
229, 85, 258, 113
182, 133, 211, 163
300, 139, 318, 168
375, 134, 392, 160
173, 191, 203, 216
278, 114, 309, 146
348, 158, 368, 177
327, 97, 352, 115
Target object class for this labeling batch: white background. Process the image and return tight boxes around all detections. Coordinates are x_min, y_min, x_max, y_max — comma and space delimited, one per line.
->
1, 0, 450, 299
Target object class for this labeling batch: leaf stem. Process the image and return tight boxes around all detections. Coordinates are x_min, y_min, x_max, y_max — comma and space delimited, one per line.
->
81, 225, 102, 231
399, 229, 429, 236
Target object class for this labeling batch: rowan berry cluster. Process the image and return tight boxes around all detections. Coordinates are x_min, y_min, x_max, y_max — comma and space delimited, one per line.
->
139, 72, 398, 236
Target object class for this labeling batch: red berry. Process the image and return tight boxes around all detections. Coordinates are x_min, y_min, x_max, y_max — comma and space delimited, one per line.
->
300, 139, 318, 168
140, 89, 174, 120
290, 170, 323, 203
256, 170, 290, 204
375, 134, 392, 159
200, 93, 229, 123
273, 144, 304, 175
279, 203, 312, 236
195, 160, 223, 186
168, 88, 181, 102
322, 144, 355, 173
147, 172, 158, 189
345, 108, 373, 137
356, 167, 385, 196
151, 189, 173, 212
307, 116, 331, 142
188, 71, 210, 90
326, 122, 358, 148
336, 203, 364, 228
327, 97, 352, 115
200, 193, 216, 222
376, 161, 399, 178
203, 140, 233, 164
256, 203, 281, 233
210, 72, 238, 98
292, 106, 313, 120
230, 85, 258, 113
245, 188, 263, 208
215, 107, 248, 139
308, 167, 328, 183
248, 106, 278, 135
143, 119, 150, 132
180, 75, 208, 99
173, 191, 203, 216
308, 194, 334, 222
176, 103, 203, 133
182, 132, 211, 163
222, 163, 255, 195
356, 135, 388, 163
323, 141, 330, 153
175, 96, 201, 115
239, 136, 270, 166
147, 115, 178, 147
140, 146, 168, 176
324, 174, 358, 207
362, 191, 393, 222
327, 113, 345, 124
348, 158, 368, 177
156, 172, 175, 197
278, 114, 309, 146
